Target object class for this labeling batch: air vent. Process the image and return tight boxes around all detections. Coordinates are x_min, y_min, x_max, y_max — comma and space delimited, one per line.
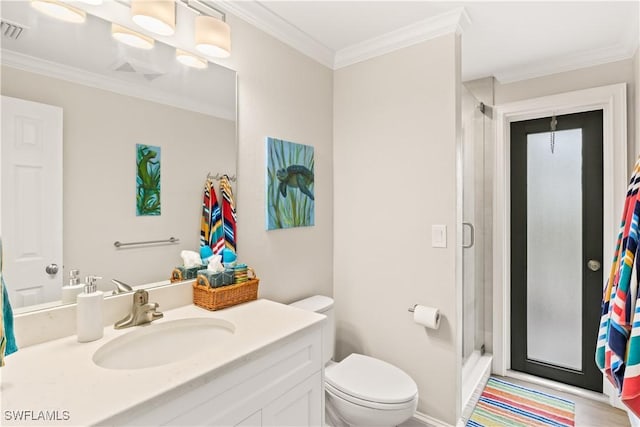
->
115, 62, 136, 73
142, 73, 163, 82
111, 59, 166, 82
1, 19, 27, 40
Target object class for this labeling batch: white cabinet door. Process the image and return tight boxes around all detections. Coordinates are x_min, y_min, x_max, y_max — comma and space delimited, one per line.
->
234, 410, 262, 427
1, 96, 63, 307
263, 372, 322, 427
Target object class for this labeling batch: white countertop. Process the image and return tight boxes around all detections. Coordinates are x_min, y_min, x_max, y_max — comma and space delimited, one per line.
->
0, 299, 324, 426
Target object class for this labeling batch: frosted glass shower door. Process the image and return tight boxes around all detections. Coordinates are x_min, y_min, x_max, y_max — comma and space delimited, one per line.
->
510, 110, 603, 392
526, 130, 582, 370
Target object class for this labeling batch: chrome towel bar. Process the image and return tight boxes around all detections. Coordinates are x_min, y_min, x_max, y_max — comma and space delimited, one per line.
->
114, 237, 179, 248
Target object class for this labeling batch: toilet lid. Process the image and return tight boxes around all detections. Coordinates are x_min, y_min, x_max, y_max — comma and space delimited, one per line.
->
325, 354, 418, 404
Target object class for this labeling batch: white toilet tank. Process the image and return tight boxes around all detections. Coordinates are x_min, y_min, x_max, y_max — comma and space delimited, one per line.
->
290, 295, 335, 365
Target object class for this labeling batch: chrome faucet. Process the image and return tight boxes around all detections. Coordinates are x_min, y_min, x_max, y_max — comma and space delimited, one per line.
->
114, 289, 163, 329
111, 279, 133, 295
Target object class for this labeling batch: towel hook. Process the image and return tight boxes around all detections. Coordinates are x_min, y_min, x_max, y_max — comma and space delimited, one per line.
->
550, 114, 558, 154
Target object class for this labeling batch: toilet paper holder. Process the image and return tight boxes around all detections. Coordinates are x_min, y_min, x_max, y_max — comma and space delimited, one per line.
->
407, 305, 417, 312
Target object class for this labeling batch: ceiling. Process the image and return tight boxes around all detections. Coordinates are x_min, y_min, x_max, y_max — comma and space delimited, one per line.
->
222, 1, 640, 83
0, 1, 236, 119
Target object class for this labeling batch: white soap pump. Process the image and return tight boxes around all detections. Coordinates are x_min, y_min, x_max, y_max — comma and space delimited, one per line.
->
61, 269, 84, 304
77, 275, 104, 343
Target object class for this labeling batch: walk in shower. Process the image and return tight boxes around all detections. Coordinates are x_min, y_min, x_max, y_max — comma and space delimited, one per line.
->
460, 84, 493, 419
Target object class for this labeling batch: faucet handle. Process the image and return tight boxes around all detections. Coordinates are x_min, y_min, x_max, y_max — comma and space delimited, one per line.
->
111, 279, 133, 294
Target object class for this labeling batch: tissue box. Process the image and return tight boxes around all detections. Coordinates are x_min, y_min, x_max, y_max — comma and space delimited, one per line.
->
222, 268, 235, 285
170, 265, 205, 283
196, 268, 235, 288
196, 270, 225, 288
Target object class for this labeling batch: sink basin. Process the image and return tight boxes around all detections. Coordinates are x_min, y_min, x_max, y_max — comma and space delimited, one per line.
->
93, 318, 235, 370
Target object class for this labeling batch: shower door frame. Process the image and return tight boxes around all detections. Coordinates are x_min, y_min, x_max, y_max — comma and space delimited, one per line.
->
492, 84, 627, 404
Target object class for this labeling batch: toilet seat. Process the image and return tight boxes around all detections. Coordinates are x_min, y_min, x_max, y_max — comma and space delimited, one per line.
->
325, 382, 417, 411
325, 354, 418, 409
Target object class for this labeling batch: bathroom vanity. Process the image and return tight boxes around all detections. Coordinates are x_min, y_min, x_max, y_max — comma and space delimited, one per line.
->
1, 299, 325, 426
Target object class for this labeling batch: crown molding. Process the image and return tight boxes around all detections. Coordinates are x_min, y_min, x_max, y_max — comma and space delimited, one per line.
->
494, 41, 638, 84
334, 7, 471, 70
215, 0, 334, 69
494, 22, 639, 84
215, 1, 469, 70
1, 49, 235, 120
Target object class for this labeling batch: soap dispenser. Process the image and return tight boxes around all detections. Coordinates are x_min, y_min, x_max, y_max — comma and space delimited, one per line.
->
61, 269, 84, 304
77, 275, 104, 343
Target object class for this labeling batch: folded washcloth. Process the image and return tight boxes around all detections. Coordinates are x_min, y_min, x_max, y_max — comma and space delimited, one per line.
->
1, 237, 17, 367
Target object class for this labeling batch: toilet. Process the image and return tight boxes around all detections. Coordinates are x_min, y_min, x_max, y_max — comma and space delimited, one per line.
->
290, 295, 418, 427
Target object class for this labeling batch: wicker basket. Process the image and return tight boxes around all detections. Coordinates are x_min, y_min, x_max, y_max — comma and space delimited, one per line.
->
193, 277, 259, 311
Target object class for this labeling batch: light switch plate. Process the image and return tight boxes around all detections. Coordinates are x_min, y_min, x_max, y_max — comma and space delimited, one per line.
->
432, 225, 447, 248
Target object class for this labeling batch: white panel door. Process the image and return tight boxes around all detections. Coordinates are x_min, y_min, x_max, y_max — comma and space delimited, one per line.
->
1, 96, 63, 308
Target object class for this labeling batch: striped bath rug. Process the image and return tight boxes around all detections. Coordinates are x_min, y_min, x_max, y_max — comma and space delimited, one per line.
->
467, 377, 575, 426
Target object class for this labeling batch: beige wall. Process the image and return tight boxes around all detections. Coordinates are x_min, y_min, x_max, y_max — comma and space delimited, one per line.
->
221, 16, 334, 302
333, 34, 460, 424
495, 58, 636, 172
1, 66, 235, 292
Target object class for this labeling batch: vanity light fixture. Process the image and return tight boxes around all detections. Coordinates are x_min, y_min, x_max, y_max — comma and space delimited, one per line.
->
176, 49, 208, 69
131, 0, 176, 36
30, 0, 86, 23
194, 14, 230, 58
112, 24, 154, 50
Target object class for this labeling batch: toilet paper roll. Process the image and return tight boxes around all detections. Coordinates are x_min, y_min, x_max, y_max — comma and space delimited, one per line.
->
413, 305, 441, 329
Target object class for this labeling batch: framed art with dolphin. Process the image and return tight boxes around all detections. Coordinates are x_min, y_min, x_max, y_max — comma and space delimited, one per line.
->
266, 137, 315, 230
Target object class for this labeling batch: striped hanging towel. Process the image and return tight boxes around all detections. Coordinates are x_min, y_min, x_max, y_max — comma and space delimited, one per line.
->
220, 175, 237, 252
597, 156, 640, 416
0, 237, 18, 367
200, 177, 224, 255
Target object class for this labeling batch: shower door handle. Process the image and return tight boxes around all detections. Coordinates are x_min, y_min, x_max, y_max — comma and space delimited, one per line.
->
463, 222, 475, 248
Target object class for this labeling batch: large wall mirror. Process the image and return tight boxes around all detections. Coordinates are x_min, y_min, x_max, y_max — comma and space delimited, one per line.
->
0, 2, 237, 313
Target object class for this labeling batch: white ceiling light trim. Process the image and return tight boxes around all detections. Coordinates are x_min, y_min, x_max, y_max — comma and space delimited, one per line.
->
334, 7, 471, 70
30, 0, 86, 23
176, 49, 208, 69
195, 15, 231, 58
131, 0, 176, 36
112, 23, 155, 50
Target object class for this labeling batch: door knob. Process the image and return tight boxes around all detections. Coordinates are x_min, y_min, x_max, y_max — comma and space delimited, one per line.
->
45, 263, 59, 275
587, 260, 601, 272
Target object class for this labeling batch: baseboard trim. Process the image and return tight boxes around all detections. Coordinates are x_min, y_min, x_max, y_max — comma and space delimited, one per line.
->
412, 410, 453, 427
